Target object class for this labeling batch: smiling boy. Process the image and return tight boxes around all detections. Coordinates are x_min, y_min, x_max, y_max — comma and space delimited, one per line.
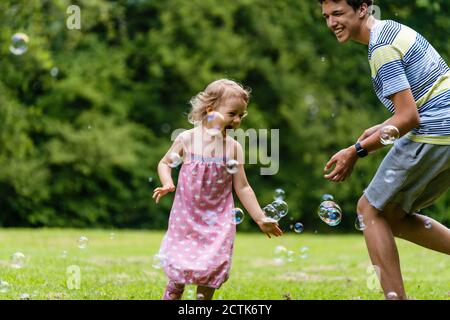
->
318, 0, 450, 299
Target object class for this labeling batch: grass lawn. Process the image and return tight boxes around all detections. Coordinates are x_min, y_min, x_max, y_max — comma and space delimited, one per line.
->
0, 228, 448, 300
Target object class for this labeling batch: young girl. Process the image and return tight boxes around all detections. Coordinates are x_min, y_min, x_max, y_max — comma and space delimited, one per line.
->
153, 79, 282, 300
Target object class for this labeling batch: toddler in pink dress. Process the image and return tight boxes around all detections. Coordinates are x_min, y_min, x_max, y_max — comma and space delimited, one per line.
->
153, 79, 282, 300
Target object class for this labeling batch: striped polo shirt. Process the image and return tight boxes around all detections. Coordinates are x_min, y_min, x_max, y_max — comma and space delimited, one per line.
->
369, 20, 450, 145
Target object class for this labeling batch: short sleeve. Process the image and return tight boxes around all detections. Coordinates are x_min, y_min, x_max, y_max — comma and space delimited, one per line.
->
370, 45, 411, 98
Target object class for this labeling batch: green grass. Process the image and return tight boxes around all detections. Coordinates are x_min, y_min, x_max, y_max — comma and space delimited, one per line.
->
0, 229, 448, 300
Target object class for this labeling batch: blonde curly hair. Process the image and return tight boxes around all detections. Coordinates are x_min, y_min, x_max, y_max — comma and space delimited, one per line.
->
188, 79, 251, 125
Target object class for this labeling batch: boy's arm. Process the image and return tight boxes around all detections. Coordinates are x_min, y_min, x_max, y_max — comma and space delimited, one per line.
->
232, 142, 282, 237
324, 88, 419, 182
358, 88, 420, 153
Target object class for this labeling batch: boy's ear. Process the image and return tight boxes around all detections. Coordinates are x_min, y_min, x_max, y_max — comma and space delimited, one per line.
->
359, 3, 368, 18
206, 105, 214, 113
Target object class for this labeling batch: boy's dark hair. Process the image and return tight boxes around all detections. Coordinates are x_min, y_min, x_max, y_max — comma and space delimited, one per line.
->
317, 0, 373, 11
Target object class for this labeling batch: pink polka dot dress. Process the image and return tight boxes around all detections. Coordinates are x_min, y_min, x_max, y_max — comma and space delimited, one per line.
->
159, 151, 236, 288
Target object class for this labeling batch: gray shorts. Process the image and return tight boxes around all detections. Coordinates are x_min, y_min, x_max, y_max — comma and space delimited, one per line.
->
364, 136, 450, 214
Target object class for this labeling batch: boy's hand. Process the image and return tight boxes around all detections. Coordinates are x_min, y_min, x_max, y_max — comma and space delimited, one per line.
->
324, 146, 358, 182
257, 217, 283, 238
152, 184, 176, 204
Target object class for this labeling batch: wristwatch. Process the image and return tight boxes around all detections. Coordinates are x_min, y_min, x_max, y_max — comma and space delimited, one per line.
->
354, 142, 368, 158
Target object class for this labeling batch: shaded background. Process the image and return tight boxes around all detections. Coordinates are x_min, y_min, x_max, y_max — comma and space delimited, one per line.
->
0, 0, 449, 231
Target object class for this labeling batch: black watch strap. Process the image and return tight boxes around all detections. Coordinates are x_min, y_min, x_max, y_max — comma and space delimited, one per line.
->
355, 142, 368, 158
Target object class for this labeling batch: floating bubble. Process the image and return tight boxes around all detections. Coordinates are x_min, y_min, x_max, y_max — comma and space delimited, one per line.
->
161, 123, 171, 134
294, 222, 304, 233
186, 289, 195, 300
424, 219, 432, 229
167, 152, 183, 168
9, 33, 29, 55
383, 169, 396, 183
274, 188, 286, 201
203, 210, 218, 226
20, 293, 30, 300
321, 56, 326, 63
225, 159, 239, 174
355, 214, 366, 231
196, 293, 205, 300
272, 199, 288, 217
0, 280, 10, 293
230, 208, 244, 225
263, 204, 280, 221
61, 250, 68, 259
380, 125, 400, 145
109, 233, 116, 240
387, 291, 399, 300
273, 246, 287, 265
152, 253, 166, 269
321, 194, 334, 201
77, 236, 89, 249
10, 252, 26, 269
300, 246, 309, 253
205, 111, 225, 136
50, 67, 59, 77
318, 201, 342, 226
286, 250, 295, 262
298, 247, 309, 258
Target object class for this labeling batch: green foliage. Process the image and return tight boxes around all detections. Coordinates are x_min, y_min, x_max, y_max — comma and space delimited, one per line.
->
0, 0, 448, 229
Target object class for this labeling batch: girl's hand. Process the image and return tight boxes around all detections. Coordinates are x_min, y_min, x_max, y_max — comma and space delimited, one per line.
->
152, 184, 176, 204
257, 217, 283, 238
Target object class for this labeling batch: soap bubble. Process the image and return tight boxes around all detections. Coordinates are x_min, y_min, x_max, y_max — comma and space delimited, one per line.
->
10, 252, 26, 269
167, 152, 183, 168
318, 201, 342, 226
263, 204, 280, 221
230, 208, 244, 225
387, 291, 399, 300
355, 215, 366, 231
321, 194, 334, 201
152, 253, 166, 269
272, 199, 289, 217
225, 159, 239, 174
0, 280, 10, 293
9, 32, 29, 55
20, 293, 30, 300
380, 125, 400, 145
205, 111, 225, 136
203, 210, 218, 226
384, 169, 396, 183
50, 67, 59, 77
294, 222, 304, 233
274, 188, 286, 201
77, 236, 89, 249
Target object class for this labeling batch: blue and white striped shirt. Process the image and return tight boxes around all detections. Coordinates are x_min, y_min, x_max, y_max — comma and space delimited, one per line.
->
369, 20, 450, 145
